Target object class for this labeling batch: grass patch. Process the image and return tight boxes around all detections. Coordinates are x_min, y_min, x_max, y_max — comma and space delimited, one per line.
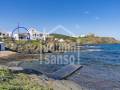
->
0, 68, 53, 90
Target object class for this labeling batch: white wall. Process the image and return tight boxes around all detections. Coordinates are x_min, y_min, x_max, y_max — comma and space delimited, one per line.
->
13, 34, 19, 40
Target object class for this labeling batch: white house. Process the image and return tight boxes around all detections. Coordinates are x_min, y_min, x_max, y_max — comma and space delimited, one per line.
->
13, 34, 19, 40
79, 34, 85, 37
28, 27, 49, 40
6, 27, 49, 40
0, 32, 9, 38
0, 42, 5, 51
59, 39, 64, 42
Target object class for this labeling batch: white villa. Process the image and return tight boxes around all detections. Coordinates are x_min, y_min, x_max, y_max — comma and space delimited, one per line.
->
0, 27, 49, 41
11, 27, 49, 40
28, 28, 49, 40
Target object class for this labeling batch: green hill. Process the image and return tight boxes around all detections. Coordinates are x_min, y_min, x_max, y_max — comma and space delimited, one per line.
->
50, 33, 120, 44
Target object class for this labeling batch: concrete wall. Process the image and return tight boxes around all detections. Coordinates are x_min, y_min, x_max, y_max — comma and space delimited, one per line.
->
0, 43, 5, 51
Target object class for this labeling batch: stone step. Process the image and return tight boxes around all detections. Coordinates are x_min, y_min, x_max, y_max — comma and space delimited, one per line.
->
47, 64, 83, 80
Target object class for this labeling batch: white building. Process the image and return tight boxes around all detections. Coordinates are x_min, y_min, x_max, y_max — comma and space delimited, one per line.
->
3, 27, 49, 40
13, 34, 19, 40
79, 34, 85, 37
7, 32, 12, 37
0, 32, 9, 38
59, 39, 64, 42
0, 42, 5, 51
28, 28, 49, 40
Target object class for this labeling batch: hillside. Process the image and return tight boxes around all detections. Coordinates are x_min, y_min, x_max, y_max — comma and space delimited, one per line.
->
78, 34, 120, 44
50, 33, 120, 44
49, 33, 76, 42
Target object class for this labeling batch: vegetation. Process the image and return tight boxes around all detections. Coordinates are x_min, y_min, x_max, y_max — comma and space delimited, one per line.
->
0, 68, 53, 90
50, 33, 120, 44
77, 34, 120, 44
50, 33, 76, 42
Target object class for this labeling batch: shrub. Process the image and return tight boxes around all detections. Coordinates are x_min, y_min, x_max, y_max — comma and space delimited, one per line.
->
0, 68, 53, 90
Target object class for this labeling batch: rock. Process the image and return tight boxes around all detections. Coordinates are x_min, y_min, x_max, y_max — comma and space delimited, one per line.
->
47, 80, 82, 90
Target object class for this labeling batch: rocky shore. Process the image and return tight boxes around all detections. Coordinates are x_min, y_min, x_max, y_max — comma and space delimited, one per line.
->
0, 51, 83, 90
0, 65, 82, 90
1, 51, 119, 90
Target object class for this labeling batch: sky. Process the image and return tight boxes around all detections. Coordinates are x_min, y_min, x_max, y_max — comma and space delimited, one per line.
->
0, 0, 120, 39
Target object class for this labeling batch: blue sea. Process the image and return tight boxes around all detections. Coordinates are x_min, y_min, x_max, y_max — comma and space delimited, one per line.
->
19, 44, 120, 90
68, 44, 120, 90
80, 44, 120, 66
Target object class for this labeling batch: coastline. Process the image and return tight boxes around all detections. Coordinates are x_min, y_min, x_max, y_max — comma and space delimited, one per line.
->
1, 44, 120, 90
